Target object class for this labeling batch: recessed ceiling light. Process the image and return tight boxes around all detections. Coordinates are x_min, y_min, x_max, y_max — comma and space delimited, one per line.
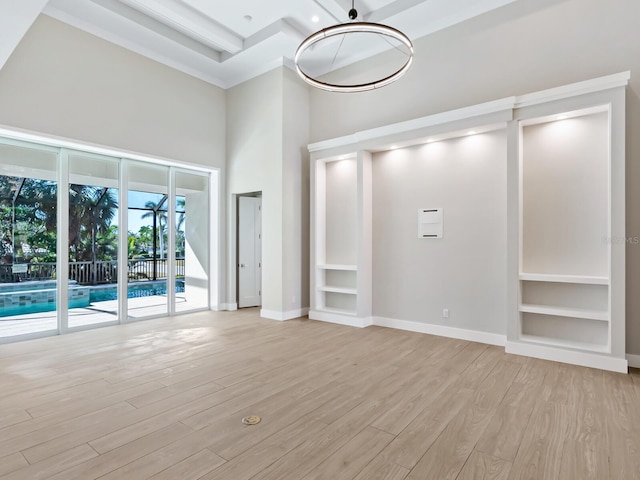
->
467, 131, 477, 136
243, 15, 253, 22
557, 115, 568, 120
311, 15, 320, 23
426, 139, 435, 143
390, 145, 398, 150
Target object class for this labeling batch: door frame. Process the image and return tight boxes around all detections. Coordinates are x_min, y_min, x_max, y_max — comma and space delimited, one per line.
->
236, 191, 262, 308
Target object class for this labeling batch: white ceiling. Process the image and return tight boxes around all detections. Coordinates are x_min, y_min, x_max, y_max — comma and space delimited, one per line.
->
2, 0, 521, 89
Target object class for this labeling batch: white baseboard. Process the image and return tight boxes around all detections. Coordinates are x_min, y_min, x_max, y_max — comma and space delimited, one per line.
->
309, 311, 373, 328
506, 341, 628, 373
373, 316, 506, 347
217, 303, 237, 311
261, 308, 309, 321
627, 353, 640, 369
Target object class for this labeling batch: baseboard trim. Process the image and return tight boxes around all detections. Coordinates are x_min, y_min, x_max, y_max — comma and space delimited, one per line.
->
309, 311, 372, 328
506, 341, 628, 373
373, 317, 506, 347
261, 308, 309, 321
211, 303, 236, 311
627, 353, 640, 369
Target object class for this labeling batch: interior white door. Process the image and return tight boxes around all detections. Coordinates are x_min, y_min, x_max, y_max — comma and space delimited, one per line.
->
238, 196, 262, 308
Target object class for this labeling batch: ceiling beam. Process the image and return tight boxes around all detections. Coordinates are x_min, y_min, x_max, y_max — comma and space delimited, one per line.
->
221, 19, 306, 63
311, 0, 350, 22
364, 0, 428, 23
0, 0, 49, 71
46, 0, 222, 62
118, 0, 243, 54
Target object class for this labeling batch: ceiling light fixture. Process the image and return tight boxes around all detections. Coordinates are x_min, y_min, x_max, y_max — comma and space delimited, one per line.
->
295, 0, 414, 93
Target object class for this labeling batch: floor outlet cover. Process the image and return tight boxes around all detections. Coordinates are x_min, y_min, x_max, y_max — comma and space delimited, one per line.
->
242, 415, 262, 425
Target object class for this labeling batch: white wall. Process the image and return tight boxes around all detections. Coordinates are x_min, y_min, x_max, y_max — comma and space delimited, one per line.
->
309, 0, 640, 354
227, 68, 284, 312
372, 130, 507, 334
0, 15, 226, 169
227, 67, 310, 316
325, 159, 358, 265
522, 112, 609, 277
282, 67, 310, 312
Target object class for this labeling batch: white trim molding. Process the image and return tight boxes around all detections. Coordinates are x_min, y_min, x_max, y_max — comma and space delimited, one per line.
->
514, 71, 631, 108
308, 98, 515, 153
214, 303, 237, 311
309, 311, 372, 328
506, 341, 628, 374
308, 71, 630, 154
261, 308, 310, 321
373, 317, 506, 347
627, 354, 640, 369
0, 124, 216, 174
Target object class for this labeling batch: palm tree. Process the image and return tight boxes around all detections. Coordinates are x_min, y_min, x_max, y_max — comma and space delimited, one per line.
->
4, 177, 57, 264
140, 197, 167, 281
140, 199, 168, 260
176, 197, 186, 258
2, 177, 120, 283
176, 197, 186, 232
68, 185, 118, 262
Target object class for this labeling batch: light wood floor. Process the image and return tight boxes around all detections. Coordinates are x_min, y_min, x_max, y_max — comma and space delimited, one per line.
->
0, 309, 638, 480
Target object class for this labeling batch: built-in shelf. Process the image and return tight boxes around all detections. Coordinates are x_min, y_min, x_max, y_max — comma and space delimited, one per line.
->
316, 306, 357, 317
317, 264, 358, 271
519, 334, 609, 354
317, 286, 357, 295
519, 273, 609, 285
519, 304, 609, 322
511, 87, 627, 373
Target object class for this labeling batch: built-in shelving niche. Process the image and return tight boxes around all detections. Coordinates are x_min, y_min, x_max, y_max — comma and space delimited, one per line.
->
310, 152, 372, 326
309, 72, 628, 372
507, 91, 627, 372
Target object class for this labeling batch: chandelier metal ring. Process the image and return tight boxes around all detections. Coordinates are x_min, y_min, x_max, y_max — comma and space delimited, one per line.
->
294, 22, 414, 93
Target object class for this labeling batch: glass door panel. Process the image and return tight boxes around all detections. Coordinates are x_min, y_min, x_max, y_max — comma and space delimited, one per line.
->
175, 171, 209, 312
68, 153, 120, 329
127, 162, 169, 319
0, 142, 58, 339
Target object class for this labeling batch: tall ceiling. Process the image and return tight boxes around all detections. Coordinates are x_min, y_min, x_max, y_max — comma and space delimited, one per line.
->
1, 0, 520, 89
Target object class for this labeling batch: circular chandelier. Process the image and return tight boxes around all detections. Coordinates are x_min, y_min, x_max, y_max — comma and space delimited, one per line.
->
295, 1, 414, 93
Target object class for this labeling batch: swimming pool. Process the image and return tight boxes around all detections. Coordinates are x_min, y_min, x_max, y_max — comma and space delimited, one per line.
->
89, 279, 185, 302
0, 279, 185, 318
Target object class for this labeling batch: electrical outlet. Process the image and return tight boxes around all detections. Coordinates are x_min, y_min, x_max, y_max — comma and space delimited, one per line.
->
443, 308, 449, 318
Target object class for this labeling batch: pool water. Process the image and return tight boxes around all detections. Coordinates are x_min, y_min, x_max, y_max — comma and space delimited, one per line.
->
90, 279, 185, 302
0, 279, 185, 318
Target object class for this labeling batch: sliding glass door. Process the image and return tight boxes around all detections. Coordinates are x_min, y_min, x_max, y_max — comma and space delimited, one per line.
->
0, 135, 215, 343
0, 142, 59, 340
126, 162, 170, 320
67, 152, 120, 329
175, 170, 209, 312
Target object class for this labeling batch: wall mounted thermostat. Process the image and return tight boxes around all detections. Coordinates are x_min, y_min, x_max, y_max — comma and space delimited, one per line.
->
418, 208, 443, 238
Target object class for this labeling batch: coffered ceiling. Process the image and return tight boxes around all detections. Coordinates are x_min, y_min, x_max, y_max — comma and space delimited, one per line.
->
1, 0, 520, 89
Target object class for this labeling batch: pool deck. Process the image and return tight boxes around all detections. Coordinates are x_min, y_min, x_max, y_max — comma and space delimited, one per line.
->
0, 295, 189, 339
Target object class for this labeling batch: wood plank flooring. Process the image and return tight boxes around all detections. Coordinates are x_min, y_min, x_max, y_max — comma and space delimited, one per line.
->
0, 308, 638, 480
